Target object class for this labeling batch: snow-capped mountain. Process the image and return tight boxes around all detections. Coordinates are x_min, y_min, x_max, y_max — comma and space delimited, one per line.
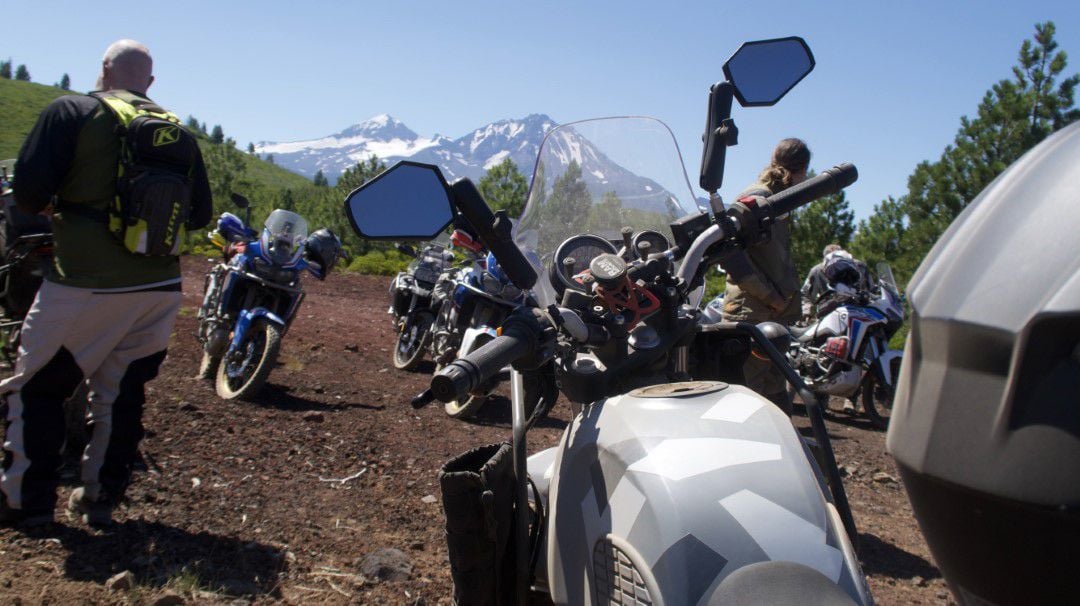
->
254, 113, 556, 183
255, 114, 690, 215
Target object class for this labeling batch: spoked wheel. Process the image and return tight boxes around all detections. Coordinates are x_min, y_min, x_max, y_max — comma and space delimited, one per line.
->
440, 337, 498, 419
198, 351, 222, 380
0, 323, 21, 366
215, 319, 282, 401
441, 376, 490, 419
393, 310, 434, 371
862, 359, 899, 430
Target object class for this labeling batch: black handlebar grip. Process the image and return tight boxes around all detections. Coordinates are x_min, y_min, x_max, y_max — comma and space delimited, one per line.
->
430, 333, 532, 403
451, 178, 538, 290
762, 163, 858, 218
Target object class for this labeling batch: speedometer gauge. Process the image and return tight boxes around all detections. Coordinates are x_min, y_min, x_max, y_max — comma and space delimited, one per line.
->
630, 230, 671, 259
550, 234, 618, 297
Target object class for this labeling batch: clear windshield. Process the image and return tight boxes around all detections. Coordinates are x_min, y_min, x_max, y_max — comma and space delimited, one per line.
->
876, 262, 899, 293
265, 209, 309, 242
263, 209, 309, 264
514, 117, 700, 304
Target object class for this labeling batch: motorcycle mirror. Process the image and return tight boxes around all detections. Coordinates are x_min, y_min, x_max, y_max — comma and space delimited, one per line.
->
723, 36, 815, 107
343, 161, 455, 240
230, 192, 250, 209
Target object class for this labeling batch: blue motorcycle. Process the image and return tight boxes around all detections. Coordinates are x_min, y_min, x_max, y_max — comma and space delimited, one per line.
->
197, 194, 342, 400
429, 247, 529, 418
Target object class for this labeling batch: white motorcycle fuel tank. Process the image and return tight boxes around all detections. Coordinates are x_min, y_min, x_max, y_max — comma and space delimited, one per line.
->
528, 381, 870, 605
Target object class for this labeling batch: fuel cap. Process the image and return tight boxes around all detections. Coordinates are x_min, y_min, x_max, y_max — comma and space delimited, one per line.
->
589, 254, 627, 289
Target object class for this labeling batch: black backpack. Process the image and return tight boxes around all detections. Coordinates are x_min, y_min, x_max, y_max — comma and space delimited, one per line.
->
91, 91, 198, 256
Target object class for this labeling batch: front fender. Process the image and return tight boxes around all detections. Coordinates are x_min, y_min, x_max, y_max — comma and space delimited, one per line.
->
458, 325, 498, 358
229, 308, 287, 351
873, 349, 903, 386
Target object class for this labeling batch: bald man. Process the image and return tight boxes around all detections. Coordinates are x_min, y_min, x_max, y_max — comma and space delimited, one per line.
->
1, 39, 212, 527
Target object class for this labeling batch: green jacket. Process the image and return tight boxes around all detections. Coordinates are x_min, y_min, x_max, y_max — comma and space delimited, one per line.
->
14, 90, 212, 290
721, 182, 802, 323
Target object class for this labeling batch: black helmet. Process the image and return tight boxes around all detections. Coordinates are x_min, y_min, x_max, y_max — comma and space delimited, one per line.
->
822, 251, 860, 288
750, 321, 791, 359
305, 228, 342, 278
887, 122, 1080, 605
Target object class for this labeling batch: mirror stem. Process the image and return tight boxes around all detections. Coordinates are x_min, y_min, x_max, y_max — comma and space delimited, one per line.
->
709, 191, 726, 215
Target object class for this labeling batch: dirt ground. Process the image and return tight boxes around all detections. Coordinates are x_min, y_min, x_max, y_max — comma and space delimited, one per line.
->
0, 257, 951, 604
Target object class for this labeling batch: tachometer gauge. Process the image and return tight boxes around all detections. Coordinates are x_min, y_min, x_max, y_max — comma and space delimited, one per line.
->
630, 230, 670, 259
550, 234, 618, 297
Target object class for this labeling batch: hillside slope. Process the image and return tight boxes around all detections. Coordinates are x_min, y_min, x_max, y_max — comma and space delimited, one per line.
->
0, 78, 311, 191
0, 79, 69, 159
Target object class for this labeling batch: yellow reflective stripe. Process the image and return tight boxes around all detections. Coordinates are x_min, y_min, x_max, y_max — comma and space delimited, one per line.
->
99, 97, 141, 126
97, 96, 181, 127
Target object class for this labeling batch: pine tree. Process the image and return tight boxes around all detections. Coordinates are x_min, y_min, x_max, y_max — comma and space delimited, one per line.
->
185, 116, 200, 132
849, 197, 906, 272
280, 188, 296, 211
789, 189, 855, 275
14, 64, 30, 81
854, 21, 1077, 285
337, 156, 386, 191
59, 73, 70, 90
266, 154, 274, 165
247, 142, 255, 154
477, 158, 527, 217
210, 125, 225, 144
539, 161, 591, 251
313, 169, 329, 187
0, 60, 11, 79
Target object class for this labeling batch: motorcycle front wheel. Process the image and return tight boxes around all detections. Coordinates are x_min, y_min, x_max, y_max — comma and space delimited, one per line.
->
393, 310, 434, 371
198, 351, 221, 380
862, 358, 899, 430
216, 319, 282, 401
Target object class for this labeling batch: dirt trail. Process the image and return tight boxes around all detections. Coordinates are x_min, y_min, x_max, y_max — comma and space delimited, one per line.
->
0, 257, 950, 604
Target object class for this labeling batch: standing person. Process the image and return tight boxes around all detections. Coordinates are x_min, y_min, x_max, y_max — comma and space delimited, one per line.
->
721, 138, 810, 413
801, 245, 871, 320
0, 39, 212, 527
800, 243, 843, 318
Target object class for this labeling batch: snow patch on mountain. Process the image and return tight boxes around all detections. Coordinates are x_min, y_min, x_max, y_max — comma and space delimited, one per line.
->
254, 113, 557, 184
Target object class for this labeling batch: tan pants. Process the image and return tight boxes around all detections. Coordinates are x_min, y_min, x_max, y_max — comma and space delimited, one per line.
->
1, 281, 180, 512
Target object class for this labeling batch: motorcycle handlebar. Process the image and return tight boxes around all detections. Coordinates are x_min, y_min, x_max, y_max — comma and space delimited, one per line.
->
761, 163, 858, 218
431, 333, 530, 403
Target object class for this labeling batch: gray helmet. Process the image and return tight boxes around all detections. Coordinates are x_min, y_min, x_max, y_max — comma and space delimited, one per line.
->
887, 122, 1080, 605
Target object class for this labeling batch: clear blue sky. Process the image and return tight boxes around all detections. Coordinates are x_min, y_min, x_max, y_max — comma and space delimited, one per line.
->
6, 0, 1078, 219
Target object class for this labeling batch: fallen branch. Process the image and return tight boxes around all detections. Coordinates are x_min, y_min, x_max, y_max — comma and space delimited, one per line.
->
317, 468, 367, 484
324, 578, 352, 598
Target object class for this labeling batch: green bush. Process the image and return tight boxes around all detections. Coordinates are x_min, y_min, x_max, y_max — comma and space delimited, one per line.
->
345, 249, 410, 276
702, 269, 727, 303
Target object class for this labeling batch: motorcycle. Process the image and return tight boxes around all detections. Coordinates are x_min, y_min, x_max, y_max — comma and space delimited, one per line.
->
0, 164, 53, 363
389, 240, 456, 370
197, 194, 342, 400
344, 37, 870, 605
428, 245, 530, 418
785, 263, 905, 429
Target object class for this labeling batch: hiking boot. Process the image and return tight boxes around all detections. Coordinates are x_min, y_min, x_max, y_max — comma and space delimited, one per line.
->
0, 499, 53, 527
66, 487, 113, 527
